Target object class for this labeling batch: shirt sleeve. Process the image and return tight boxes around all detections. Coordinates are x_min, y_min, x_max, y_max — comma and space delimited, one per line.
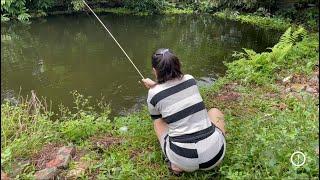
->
147, 90, 162, 120
147, 101, 162, 120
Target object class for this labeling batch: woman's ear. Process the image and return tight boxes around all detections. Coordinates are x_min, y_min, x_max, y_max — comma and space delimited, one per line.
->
152, 68, 157, 79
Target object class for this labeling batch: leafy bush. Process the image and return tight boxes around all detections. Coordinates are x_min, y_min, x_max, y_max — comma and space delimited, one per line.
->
1, 0, 29, 22
0, 0, 85, 22
1, 0, 54, 22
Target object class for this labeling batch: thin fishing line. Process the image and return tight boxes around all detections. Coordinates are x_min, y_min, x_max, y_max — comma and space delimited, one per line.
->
82, 0, 145, 79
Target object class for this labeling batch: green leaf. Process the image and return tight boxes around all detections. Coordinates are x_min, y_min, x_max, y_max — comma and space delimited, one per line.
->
1, 14, 10, 22
17, 12, 30, 22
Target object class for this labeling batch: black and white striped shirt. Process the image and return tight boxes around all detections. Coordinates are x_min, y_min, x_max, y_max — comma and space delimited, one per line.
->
147, 74, 212, 137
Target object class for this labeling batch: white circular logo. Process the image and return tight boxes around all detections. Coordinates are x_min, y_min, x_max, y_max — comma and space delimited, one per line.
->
290, 151, 306, 167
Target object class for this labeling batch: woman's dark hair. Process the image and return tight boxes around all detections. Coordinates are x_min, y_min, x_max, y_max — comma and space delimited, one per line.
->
151, 48, 183, 84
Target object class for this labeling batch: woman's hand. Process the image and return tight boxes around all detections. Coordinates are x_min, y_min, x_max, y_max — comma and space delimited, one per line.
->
142, 78, 157, 89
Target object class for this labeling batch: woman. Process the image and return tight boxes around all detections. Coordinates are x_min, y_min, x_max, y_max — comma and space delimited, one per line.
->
142, 48, 226, 175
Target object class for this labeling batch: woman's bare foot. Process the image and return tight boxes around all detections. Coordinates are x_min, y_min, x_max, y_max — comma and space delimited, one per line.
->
171, 163, 183, 171
171, 163, 183, 174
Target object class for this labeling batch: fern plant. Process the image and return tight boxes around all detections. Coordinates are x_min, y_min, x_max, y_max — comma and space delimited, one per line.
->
17, 12, 30, 21
226, 27, 313, 85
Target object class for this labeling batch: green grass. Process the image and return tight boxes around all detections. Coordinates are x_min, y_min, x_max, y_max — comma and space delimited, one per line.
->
201, 27, 319, 179
1, 26, 319, 179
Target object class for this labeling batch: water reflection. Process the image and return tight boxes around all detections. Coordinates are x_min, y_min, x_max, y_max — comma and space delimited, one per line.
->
1, 14, 281, 116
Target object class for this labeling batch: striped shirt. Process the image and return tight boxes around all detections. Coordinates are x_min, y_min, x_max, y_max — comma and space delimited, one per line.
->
147, 74, 212, 137
147, 74, 226, 171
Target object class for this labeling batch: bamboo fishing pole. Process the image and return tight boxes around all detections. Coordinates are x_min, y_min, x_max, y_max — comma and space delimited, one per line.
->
82, 0, 145, 79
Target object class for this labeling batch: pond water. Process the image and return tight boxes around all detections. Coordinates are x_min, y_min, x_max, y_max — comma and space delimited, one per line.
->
1, 14, 281, 116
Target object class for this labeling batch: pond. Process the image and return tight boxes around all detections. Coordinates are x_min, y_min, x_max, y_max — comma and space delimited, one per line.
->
1, 14, 281, 116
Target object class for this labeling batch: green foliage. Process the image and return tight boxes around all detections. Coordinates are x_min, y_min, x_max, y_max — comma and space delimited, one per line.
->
1, 91, 112, 174
214, 10, 291, 30
194, 1, 218, 13
163, 6, 193, 14
33, 0, 55, 10
0, 0, 53, 21
71, 0, 85, 11
200, 25, 319, 178
1, 0, 29, 22
216, 92, 319, 178
1, 14, 10, 21
0, 0, 85, 22
123, 0, 167, 14
275, 1, 319, 31
59, 114, 111, 142
59, 91, 112, 142
226, 27, 317, 85
253, 7, 271, 17
181, 0, 277, 13
17, 12, 30, 21
24, 0, 54, 14
94, 7, 134, 14
1, 102, 58, 170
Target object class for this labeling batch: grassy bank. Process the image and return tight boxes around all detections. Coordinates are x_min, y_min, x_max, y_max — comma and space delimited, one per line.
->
213, 10, 291, 30
1, 20, 319, 179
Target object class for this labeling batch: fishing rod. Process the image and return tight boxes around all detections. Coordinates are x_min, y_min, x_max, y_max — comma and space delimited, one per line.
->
82, 0, 145, 79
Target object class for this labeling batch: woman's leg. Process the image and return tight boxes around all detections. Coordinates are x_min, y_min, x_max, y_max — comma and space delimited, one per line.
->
208, 108, 226, 135
154, 119, 183, 172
